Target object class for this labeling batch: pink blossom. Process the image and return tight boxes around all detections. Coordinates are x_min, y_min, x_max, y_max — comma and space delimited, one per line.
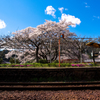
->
71, 64, 75, 67
20, 65, 24, 67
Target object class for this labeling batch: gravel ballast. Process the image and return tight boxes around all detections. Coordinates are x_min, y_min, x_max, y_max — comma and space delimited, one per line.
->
0, 90, 100, 100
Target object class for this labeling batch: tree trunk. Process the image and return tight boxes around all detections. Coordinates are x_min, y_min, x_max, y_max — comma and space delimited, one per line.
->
36, 46, 39, 63
93, 50, 95, 65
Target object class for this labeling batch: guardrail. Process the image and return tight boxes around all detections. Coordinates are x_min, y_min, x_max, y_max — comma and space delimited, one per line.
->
84, 59, 100, 62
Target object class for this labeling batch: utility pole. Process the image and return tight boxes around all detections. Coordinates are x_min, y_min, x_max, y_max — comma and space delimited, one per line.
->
58, 34, 64, 67
50, 39, 51, 63
14, 38, 16, 64
58, 37, 60, 67
80, 40, 82, 63
15, 43, 16, 64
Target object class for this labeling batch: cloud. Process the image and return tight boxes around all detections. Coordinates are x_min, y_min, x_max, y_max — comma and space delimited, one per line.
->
84, 2, 90, 8
85, 6, 90, 8
0, 19, 6, 29
65, 8, 68, 10
58, 7, 68, 13
58, 7, 64, 13
59, 14, 81, 27
45, 6, 56, 18
8, 31, 11, 33
93, 16, 100, 19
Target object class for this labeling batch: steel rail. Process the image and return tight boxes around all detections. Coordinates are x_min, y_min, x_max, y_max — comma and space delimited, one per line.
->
0, 81, 100, 90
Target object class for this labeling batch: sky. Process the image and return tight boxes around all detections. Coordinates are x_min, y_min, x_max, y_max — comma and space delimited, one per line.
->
0, 0, 100, 38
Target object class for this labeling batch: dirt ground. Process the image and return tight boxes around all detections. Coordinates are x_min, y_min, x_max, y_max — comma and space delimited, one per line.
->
0, 90, 100, 100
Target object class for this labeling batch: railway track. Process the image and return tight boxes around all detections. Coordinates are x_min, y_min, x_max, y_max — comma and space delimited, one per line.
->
0, 81, 100, 90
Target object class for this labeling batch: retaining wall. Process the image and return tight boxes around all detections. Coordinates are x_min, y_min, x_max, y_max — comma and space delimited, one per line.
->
0, 67, 100, 82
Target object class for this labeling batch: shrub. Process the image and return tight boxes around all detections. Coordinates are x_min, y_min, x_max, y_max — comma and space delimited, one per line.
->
20, 65, 24, 67
16, 59, 20, 64
60, 63, 67, 67
71, 63, 85, 67
0, 58, 3, 64
9, 58, 14, 64
71, 64, 75, 67
41, 64, 49, 67
38, 59, 48, 64
49, 63, 58, 67
65, 63, 71, 67
11, 65, 15, 67
9, 58, 20, 64
27, 65, 33, 67
52, 60, 58, 63
34, 63, 42, 67
1, 64, 7, 67
89, 63, 93, 66
15, 65, 20, 67
76, 64, 80, 67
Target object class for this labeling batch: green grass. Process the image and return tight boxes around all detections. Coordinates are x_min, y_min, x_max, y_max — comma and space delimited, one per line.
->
0, 62, 100, 68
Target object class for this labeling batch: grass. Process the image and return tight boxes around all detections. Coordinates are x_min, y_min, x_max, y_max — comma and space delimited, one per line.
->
0, 62, 100, 68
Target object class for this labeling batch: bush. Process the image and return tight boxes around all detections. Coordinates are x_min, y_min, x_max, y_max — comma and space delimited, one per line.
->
71, 63, 85, 67
0, 58, 3, 64
41, 64, 49, 67
16, 59, 20, 64
26, 65, 33, 67
52, 60, 58, 63
9, 58, 20, 64
49, 63, 58, 67
0, 64, 7, 67
34, 63, 42, 67
76, 64, 85, 67
9, 58, 14, 64
65, 63, 71, 67
38, 59, 48, 64
60, 63, 67, 67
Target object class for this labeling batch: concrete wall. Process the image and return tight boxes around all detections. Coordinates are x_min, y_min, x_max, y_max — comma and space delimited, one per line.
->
0, 67, 100, 82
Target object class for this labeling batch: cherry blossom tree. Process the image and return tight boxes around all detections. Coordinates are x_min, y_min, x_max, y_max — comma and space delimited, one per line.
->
59, 36, 92, 62
33, 20, 76, 62
3, 27, 42, 63
2, 20, 76, 63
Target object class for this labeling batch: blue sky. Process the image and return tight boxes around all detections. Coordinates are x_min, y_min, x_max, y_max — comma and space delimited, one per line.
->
0, 0, 100, 38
